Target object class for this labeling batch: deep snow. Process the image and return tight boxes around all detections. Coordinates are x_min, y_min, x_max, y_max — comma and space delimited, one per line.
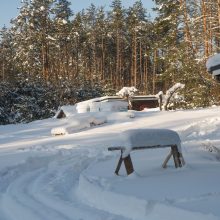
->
0, 107, 220, 220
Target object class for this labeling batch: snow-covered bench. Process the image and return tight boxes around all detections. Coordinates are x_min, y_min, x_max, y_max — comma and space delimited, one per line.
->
108, 129, 185, 175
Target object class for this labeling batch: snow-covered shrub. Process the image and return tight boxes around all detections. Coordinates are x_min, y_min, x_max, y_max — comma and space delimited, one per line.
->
157, 83, 185, 111
0, 77, 105, 125
116, 87, 138, 109
116, 87, 138, 98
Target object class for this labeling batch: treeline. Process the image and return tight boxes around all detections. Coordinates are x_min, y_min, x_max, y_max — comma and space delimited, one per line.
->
1, 0, 220, 117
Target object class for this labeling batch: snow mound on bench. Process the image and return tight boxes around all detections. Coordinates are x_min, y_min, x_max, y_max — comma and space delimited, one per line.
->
118, 128, 181, 157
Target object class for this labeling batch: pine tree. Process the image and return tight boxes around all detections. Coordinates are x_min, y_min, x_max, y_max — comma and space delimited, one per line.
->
53, 0, 73, 81
0, 26, 15, 81
109, 0, 126, 89
127, 1, 149, 90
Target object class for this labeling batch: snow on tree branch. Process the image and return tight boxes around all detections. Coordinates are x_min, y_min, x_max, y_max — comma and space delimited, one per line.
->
116, 87, 138, 109
164, 83, 185, 110
116, 87, 138, 98
157, 83, 185, 111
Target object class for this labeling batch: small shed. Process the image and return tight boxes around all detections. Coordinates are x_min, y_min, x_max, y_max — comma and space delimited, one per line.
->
130, 95, 158, 111
54, 105, 77, 119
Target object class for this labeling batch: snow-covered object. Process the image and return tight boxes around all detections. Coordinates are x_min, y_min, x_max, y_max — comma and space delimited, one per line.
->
91, 116, 107, 125
76, 103, 90, 113
51, 114, 107, 135
206, 53, 220, 76
40, 6, 45, 11
101, 101, 128, 112
206, 54, 220, 70
157, 91, 163, 97
118, 128, 181, 157
165, 83, 185, 97
89, 102, 101, 112
127, 110, 135, 118
100, 102, 112, 112
54, 105, 77, 118
163, 83, 185, 110
116, 86, 138, 97
75, 96, 128, 113
51, 118, 91, 135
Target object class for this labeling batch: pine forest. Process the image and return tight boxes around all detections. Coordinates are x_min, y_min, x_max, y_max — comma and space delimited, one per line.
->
1, 0, 220, 124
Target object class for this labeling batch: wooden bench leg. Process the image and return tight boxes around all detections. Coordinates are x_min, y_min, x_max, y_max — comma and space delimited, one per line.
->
115, 152, 123, 175
114, 151, 134, 175
124, 154, 134, 175
162, 150, 172, 168
172, 145, 182, 168
179, 153, 185, 166
163, 146, 185, 169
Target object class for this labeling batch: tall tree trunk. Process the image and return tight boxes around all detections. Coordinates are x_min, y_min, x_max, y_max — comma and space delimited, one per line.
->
201, 0, 209, 57
152, 49, 157, 94
180, 0, 196, 53
133, 32, 137, 87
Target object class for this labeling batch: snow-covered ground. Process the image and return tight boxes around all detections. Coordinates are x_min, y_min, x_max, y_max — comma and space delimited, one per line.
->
0, 107, 220, 220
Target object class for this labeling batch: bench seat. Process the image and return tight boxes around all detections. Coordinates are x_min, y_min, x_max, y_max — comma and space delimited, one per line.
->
108, 129, 185, 175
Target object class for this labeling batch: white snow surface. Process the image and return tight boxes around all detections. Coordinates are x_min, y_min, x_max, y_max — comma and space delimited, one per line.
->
1, 107, 220, 220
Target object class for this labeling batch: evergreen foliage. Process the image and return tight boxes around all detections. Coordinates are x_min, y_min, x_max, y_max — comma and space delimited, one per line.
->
1, 0, 220, 124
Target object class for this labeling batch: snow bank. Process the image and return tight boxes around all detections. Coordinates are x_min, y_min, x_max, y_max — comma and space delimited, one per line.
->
51, 118, 91, 135
51, 114, 107, 135
78, 172, 218, 220
179, 117, 220, 141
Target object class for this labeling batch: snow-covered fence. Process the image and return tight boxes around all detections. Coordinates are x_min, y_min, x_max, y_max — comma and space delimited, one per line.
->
108, 129, 185, 175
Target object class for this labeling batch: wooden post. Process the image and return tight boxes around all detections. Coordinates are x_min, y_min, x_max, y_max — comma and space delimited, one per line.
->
162, 150, 173, 168
171, 145, 181, 168
115, 150, 123, 175
114, 150, 134, 175
124, 154, 134, 175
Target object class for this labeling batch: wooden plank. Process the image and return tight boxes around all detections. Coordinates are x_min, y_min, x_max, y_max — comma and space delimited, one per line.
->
108, 144, 173, 151
132, 145, 172, 150
108, 147, 125, 151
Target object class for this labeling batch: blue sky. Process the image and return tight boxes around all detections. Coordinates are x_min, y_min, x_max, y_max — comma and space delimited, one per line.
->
0, 0, 155, 28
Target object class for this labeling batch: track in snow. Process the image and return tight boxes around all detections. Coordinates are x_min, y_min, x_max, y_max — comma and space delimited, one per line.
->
0, 147, 128, 220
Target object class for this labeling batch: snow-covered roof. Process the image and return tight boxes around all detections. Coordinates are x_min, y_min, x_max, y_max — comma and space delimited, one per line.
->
206, 54, 220, 69
131, 95, 158, 101
54, 105, 76, 118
